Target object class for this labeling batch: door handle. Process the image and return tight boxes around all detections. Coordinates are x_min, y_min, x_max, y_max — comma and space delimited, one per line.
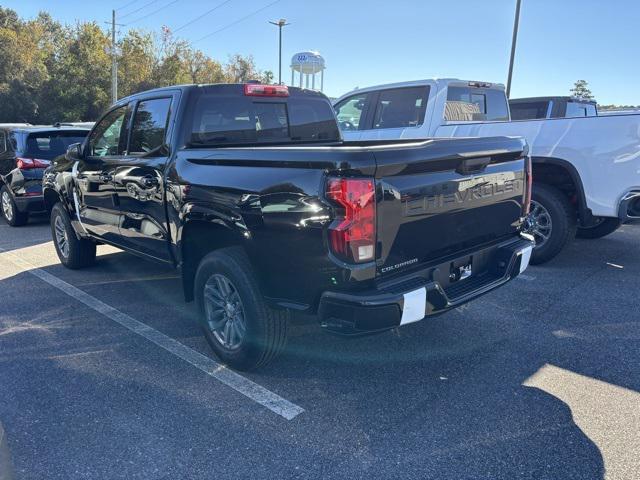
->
99, 173, 113, 183
142, 175, 159, 188
456, 157, 491, 175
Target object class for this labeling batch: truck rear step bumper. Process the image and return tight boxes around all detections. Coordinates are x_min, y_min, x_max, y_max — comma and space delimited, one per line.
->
318, 236, 534, 335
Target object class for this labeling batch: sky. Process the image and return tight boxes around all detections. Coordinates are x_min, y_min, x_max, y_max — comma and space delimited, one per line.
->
3, 0, 639, 104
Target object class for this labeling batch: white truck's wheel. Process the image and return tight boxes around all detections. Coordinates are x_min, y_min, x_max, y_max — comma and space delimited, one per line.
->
526, 184, 576, 264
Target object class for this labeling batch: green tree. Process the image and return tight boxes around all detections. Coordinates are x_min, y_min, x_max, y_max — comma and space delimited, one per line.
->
0, 8, 271, 123
570, 80, 594, 100
118, 30, 156, 97
261, 70, 274, 84
224, 54, 262, 83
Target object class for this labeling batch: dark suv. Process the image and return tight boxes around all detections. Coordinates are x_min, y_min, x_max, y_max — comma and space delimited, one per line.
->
0, 125, 89, 226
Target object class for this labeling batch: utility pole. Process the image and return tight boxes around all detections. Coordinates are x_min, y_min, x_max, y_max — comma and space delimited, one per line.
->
506, 0, 522, 98
111, 10, 118, 104
105, 10, 124, 104
269, 19, 290, 85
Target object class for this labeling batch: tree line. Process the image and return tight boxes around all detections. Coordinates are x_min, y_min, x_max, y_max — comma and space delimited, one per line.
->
0, 7, 273, 124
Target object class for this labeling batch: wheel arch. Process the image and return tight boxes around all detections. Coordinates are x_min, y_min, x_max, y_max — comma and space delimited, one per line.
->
43, 186, 64, 213
179, 218, 249, 302
531, 156, 590, 222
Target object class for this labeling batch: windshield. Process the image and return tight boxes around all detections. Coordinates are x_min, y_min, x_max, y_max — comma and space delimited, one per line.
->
23, 131, 89, 160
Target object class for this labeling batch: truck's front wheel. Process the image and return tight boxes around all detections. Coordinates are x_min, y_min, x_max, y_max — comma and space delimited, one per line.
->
51, 203, 96, 269
194, 247, 289, 371
526, 184, 577, 265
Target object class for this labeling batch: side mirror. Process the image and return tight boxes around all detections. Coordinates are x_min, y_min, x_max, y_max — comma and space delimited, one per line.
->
66, 142, 83, 161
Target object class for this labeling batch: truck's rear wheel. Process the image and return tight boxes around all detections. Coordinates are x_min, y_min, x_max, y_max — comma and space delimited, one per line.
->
194, 247, 289, 371
525, 184, 576, 265
51, 203, 96, 269
576, 217, 622, 239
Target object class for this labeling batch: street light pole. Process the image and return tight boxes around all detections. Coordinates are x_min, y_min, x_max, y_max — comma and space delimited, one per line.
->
269, 19, 290, 85
506, 0, 522, 99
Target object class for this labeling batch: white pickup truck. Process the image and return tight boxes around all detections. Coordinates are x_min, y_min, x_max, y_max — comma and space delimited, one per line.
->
334, 79, 640, 263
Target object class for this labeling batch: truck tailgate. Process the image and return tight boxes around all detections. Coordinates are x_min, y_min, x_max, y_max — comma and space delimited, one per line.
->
373, 136, 528, 277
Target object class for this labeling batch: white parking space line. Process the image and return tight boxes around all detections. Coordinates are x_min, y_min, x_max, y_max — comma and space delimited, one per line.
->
79, 274, 181, 286
0, 247, 305, 421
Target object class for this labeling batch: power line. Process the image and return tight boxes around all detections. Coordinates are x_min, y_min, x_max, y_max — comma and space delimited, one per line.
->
193, 0, 282, 44
115, 0, 141, 11
125, 0, 180, 25
172, 0, 233, 34
119, 0, 158, 20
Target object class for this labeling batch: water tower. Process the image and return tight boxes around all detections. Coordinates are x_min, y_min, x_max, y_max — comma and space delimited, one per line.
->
290, 51, 325, 92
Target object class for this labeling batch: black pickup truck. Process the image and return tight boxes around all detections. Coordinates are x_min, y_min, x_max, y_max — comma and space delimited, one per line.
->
43, 83, 534, 370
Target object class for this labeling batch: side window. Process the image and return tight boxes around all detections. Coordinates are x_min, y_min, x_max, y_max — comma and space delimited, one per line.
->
129, 98, 172, 155
486, 89, 510, 121
445, 87, 509, 122
371, 87, 429, 129
334, 93, 368, 131
0, 131, 6, 155
88, 106, 129, 157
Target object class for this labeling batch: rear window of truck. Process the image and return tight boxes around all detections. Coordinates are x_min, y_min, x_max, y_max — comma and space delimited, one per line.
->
445, 87, 510, 122
187, 90, 340, 147
510, 101, 550, 120
24, 130, 88, 160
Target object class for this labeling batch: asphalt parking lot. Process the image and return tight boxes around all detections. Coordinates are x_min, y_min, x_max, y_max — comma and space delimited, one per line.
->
1, 215, 639, 480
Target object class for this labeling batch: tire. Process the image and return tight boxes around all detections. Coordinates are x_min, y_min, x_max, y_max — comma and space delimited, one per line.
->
194, 247, 289, 371
576, 217, 622, 239
50, 203, 96, 269
1, 185, 28, 226
526, 183, 577, 265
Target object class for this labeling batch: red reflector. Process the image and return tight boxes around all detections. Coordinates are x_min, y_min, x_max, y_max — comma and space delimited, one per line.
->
326, 177, 376, 263
16, 157, 50, 170
244, 84, 289, 97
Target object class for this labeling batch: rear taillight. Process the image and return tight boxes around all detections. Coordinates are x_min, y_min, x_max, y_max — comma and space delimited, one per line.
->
16, 157, 50, 170
524, 157, 532, 215
244, 84, 289, 97
326, 177, 376, 263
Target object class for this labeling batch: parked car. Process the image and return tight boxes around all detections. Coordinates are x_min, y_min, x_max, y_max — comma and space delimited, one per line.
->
0, 125, 90, 226
43, 83, 534, 370
509, 96, 598, 120
334, 79, 640, 263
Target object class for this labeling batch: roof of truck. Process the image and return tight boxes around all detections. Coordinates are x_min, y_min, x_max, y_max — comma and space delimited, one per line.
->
116, 83, 327, 107
510, 96, 597, 105
334, 79, 506, 103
